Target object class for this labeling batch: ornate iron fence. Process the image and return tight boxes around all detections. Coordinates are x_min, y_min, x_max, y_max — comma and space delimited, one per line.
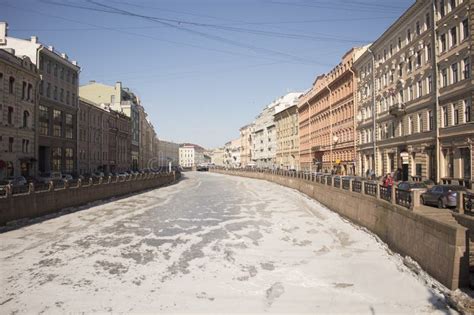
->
352, 180, 362, 193
333, 177, 341, 188
364, 182, 377, 197
396, 189, 412, 209
12, 185, 29, 195
342, 178, 350, 190
326, 176, 332, 186
35, 182, 50, 192
380, 185, 392, 202
464, 193, 473, 214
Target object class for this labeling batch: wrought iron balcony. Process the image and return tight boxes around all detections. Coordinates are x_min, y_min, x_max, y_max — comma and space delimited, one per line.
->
389, 103, 406, 117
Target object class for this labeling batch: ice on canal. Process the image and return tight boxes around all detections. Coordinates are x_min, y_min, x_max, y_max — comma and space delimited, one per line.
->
0, 172, 454, 313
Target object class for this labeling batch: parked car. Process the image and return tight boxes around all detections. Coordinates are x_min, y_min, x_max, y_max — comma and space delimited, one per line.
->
37, 172, 62, 183
92, 172, 105, 179
6, 176, 28, 187
62, 174, 73, 181
420, 185, 469, 208
397, 181, 427, 192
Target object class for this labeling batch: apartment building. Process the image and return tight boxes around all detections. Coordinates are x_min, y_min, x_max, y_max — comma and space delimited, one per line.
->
355, 0, 472, 184
239, 123, 253, 167
0, 48, 39, 180
80, 81, 140, 170
179, 144, 205, 168
1, 23, 80, 175
274, 104, 299, 170
224, 138, 241, 168
78, 98, 110, 175
108, 108, 131, 173
299, 47, 366, 174
157, 139, 180, 168
436, 0, 473, 183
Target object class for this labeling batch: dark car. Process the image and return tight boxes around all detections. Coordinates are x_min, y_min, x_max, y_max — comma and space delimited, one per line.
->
397, 181, 427, 192
420, 185, 468, 208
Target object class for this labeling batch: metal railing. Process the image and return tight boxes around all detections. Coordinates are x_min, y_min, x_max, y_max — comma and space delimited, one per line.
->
35, 182, 50, 192
342, 178, 350, 190
463, 193, 473, 214
379, 185, 392, 202
352, 180, 362, 193
326, 176, 332, 186
12, 185, 30, 195
364, 182, 377, 197
396, 189, 412, 209
333, 177, 341, 188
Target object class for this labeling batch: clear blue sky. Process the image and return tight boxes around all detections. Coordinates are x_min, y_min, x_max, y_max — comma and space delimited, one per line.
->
3, 0, 413, 149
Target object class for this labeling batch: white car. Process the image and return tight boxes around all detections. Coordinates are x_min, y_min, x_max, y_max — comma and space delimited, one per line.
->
38, 172, 63, 183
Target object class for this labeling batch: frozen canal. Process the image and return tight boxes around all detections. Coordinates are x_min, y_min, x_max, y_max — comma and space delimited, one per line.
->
1, 172, 454, 313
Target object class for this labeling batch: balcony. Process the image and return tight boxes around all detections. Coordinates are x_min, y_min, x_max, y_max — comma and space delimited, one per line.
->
389, 103, 406, 117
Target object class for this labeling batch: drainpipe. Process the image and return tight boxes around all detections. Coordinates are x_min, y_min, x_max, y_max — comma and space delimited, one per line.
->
348, 66, 357, 176
325, 82, 333, 171
367, 47, 377, 177
431, 0, 441, 184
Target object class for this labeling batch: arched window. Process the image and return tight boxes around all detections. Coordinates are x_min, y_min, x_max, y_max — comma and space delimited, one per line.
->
9, 76, 15, 94
27, 84, 33, 101
23, 111, 29, 128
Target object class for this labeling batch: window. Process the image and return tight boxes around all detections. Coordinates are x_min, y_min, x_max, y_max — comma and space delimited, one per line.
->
428, 110, 434, 131
53, 86, 58, 100
418, 113, 423, 132
440, 0, 445, 17
52, 148, 62, 171
452, 63, 459, 83
465, 101, 472, 122
408, 116, 413, 134
408, 84, 413, 101
464, 57, 471, 79
22, 139, 29, 153
443, 106, 449, 127
398, 63, 403, 77
46, 83, 51, 97
39, 81, 43, 95
463, 19, 469, 40
450, 0, 456, 11
398, 37, 402, 49
65, 148, 74, 172
23, 111, 29, 128
427, 75, 433, 93
65, 113, 73, 139
22, 81, 27, 100
66, 91, 70, 105
53, 110, 62, 137
442, 68, 448, 86
454, 104, 459, 125
416, 21, 421, 35
440, 33, 447, 52
425, 13, 431, 28
53, 64, 58, 77
408, 57, 413, 72
417, 80, 423, 97
416, 51, 422, 67
39, 105, 49, 135
407, 29, 412, 42
7, 106, 13, 125
60, 88, 64, 102
450, 27, 457, 46
60, 67, 64, 80
9, 76, 14, 94
27, 84, 32, 101
46, 61, 51, 74
8, 137, 13, 152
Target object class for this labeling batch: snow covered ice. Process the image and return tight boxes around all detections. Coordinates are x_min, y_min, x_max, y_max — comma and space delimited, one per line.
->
0, 172, 456, 313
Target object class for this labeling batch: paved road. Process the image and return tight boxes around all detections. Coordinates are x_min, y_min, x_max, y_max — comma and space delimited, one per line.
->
0, 172, 454, 313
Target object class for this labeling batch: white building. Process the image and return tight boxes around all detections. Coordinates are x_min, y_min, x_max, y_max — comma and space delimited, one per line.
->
179, 144, 205, 168
252, 92, 302, 168
224, 138, 241, 168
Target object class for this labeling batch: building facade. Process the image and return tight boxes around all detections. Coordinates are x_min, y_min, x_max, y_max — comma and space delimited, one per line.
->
224, 138, 241, 168
274, 104, 299, 170
137, 104, 156, 170
253, 92, 302, 169
79, 81, 141, 170
78, 98, 110, 175
157, 139, 180, 169
355, 0, 472, 184
210, 147, 225, 167
0, 48, 39, 180
108, 108, 131, 173
298, 47, 365, 174
239, 123, 253, 167
179, 144, 205, 168
1, 24, 80, 175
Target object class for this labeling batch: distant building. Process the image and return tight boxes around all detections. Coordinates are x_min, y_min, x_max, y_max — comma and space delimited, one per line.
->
80, 81, 140, 170
157, 139, 180, 168
239, 123, 253, 167
0, 48, 40, 179
210, 147, 225, 166
179, 143, 205, 168
108, 108, 131, 173
224, 138, 241, 168
274, 104, 299, 170
252, 92, 302, 168
1, 22, 81, 175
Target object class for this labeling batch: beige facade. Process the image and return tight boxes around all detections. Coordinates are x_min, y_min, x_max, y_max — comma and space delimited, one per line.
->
78, 98, 110, 175
210, 147, 225, 167
275, 104, 299, 170
1, 25, 80, 175
224, 138, 241, 168
108, 108, 131, 173
355, 0, 472, 185
0, 48, 39, 179
80, 81, 140, 170
239, 124, 253, 167
157, 139, 180, 168
137, 104, 156, 170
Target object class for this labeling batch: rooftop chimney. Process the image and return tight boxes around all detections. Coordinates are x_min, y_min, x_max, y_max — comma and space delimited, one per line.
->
0, 22, 7, 45
48, 45, 54, 51
30, 36, 38, 43
61, 52, 68, 60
